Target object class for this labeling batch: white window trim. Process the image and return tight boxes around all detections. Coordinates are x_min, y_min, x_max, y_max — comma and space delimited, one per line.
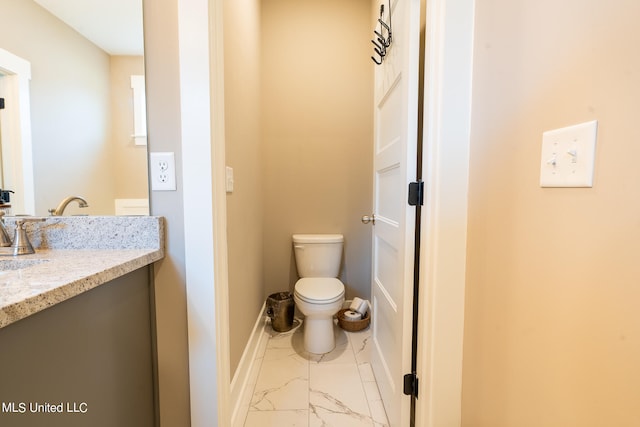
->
130, 75, 147, 146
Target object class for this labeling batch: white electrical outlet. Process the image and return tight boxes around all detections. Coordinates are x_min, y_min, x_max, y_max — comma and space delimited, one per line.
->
150, 152, 177, 191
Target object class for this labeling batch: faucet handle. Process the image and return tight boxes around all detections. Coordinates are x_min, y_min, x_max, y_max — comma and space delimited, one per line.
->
0, 211, 11, 247
11, 217, 46, 255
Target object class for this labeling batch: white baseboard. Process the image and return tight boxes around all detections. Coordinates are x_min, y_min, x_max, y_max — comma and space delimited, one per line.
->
230, 303, 268, 427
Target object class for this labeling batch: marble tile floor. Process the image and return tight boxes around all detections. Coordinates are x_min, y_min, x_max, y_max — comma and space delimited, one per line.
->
242, 318, 390, 427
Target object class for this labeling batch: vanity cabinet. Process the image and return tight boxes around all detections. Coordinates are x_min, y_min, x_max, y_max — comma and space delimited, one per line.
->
0, 267, 156, 427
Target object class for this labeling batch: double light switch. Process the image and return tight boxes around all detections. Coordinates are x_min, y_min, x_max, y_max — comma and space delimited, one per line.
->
539, 120, 598, 187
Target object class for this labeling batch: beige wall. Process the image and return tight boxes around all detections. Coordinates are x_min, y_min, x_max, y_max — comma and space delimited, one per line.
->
111, 56, 149, 200
463, 1, 640, 425
261, 0, 374, 300
223, 0, 264, 378
224, 0, 373, 378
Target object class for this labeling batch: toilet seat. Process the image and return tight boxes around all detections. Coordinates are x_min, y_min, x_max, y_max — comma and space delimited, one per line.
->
294, 278, 344, 304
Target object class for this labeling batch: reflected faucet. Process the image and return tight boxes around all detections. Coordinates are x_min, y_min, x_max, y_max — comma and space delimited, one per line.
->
48, 196, 89, 216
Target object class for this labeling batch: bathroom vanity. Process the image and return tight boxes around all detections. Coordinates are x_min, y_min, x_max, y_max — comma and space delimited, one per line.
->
0, 216, 164, 427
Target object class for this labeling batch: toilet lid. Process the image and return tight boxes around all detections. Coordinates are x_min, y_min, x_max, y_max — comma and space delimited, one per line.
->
295, 278, 344, 303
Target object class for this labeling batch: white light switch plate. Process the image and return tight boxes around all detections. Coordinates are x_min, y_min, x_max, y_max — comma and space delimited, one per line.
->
225, 166, 234, 193
540, 120, 598, 187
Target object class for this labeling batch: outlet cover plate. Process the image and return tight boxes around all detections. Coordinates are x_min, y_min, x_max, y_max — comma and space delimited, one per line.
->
150, 152, 177, 191
540, 120, 598, 188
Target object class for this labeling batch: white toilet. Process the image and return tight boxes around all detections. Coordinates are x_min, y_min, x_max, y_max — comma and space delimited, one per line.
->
292, 234, 346, 354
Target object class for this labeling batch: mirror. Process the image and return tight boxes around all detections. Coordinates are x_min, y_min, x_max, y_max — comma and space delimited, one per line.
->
0, 0, 148, 216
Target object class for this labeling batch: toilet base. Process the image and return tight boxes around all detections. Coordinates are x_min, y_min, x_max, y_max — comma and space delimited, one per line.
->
303, 317, 336, 354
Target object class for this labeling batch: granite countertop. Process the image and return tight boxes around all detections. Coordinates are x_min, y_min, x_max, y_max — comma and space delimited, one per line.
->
0, 216, 164, 328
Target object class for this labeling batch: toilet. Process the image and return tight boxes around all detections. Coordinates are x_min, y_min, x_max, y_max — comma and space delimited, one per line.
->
292, 234, 346, 354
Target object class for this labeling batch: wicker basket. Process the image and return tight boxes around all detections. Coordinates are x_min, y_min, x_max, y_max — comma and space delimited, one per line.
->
337, 308, 370, 332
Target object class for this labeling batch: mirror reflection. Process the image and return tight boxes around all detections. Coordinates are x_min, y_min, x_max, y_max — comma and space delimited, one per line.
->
0, 0, 148, 216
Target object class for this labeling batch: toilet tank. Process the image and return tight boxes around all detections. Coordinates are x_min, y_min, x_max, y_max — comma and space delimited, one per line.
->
292, 234, 344, 278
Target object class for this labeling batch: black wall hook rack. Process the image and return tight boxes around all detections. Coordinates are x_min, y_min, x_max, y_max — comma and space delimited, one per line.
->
371, 0, 393, 65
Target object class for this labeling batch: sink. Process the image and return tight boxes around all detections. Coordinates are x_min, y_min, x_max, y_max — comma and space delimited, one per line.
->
0, 258, 49, 271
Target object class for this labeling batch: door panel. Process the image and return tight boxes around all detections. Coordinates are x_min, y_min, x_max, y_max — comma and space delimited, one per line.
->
370, 0, 421, 425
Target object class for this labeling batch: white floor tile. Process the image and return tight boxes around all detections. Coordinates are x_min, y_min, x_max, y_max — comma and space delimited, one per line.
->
244, 409, 309, 427
250, 354, 308, 411
347, 327, 373, 364
357, 362, 376, 382
266, 319, 303, 349
309, 364, 372, 425
368, 399, 390, 427
309, 410, 374, 427
243, 320, 389, 427
362, 381, 384, 406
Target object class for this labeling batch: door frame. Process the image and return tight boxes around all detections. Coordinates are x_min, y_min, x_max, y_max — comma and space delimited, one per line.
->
181, 0, 475, 425
415, 0, 475, 425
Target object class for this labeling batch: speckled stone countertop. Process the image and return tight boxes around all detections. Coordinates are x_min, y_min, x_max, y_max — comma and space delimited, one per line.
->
0, 216, 164, 328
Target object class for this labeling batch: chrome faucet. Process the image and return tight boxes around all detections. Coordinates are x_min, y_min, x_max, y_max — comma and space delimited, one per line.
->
0, 216, 46, 255
11, 218, 46, 255
48, 196, 89, 216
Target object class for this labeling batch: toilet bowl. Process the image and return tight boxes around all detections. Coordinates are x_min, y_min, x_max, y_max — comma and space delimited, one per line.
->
294, 277, 345, 354
292, 234, 345, 354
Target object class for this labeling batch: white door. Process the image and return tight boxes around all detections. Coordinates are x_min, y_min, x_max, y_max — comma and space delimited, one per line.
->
369, 0, 421, 425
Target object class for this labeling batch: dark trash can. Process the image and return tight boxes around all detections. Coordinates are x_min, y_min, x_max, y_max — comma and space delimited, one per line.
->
266, 292, 295, 332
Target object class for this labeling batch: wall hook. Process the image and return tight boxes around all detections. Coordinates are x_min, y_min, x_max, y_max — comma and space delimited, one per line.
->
371, 0, 392, 65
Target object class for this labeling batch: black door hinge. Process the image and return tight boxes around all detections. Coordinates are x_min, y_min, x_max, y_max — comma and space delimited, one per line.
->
408, 181, 424, 206
403, 372, 419, 398
0, 98, 5, 109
